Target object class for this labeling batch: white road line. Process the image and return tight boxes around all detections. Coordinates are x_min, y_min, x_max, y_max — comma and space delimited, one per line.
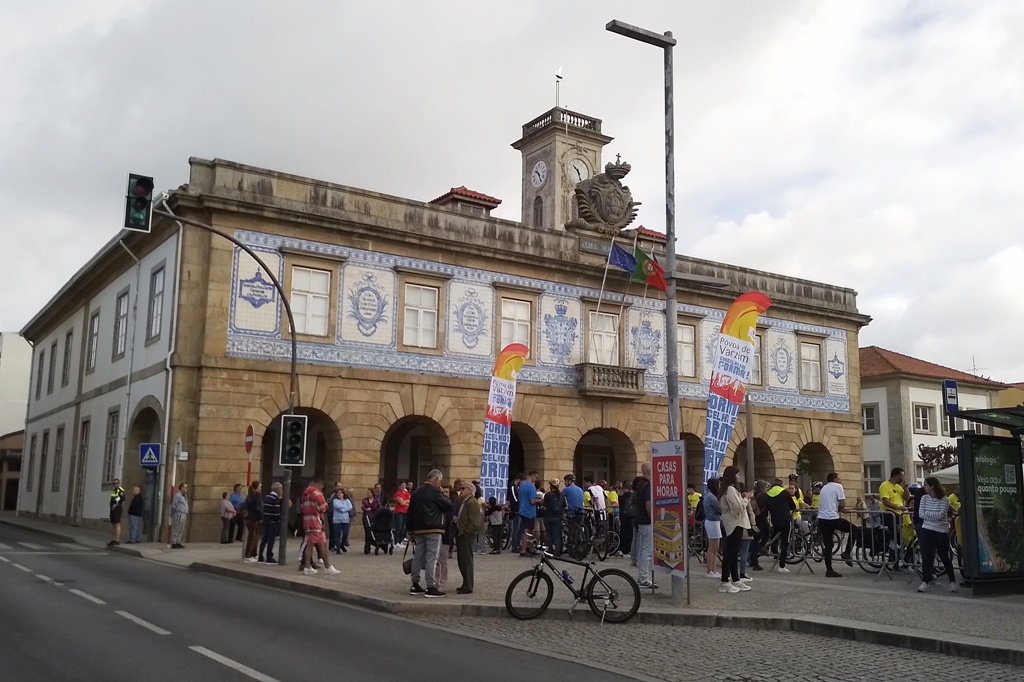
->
68, 588, 106, 605
0, 556, 10, 562
36, 574, 54, 583
12, 563, 32, 572
0, 542, 11, 550
17, 542, 47, 550
189, 647, 280, 682
115, 610, 171, 635
54, 543, 90, 550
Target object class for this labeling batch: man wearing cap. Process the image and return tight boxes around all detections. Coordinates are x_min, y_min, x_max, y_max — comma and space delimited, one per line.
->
542, 480, 565, 555
562, 474, 584, 515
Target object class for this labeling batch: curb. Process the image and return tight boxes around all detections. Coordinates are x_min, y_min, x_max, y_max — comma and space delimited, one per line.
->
0, 516, 145, 558
191, 561, 1024, 667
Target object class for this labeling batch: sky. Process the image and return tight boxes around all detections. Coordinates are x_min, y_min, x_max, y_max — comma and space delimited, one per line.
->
1, 0, 1021, 382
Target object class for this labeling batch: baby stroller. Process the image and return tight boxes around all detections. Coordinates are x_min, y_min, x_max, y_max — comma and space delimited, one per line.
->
365, 507, 395, 555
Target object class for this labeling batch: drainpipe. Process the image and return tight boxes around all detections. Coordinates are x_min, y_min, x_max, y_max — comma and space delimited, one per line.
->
116, 241, 142, 485
152, 198, 184, 541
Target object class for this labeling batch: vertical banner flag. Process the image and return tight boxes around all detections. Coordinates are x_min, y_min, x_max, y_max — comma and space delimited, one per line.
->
703, 292, 772, 489
651, 441, 687, 577
480, 343, 529, 504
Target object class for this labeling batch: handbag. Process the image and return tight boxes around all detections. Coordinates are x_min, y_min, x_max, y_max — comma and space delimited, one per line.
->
401, 538, 414, 575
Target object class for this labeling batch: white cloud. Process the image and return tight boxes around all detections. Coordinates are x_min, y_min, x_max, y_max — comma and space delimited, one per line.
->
0, 0, 1021, 381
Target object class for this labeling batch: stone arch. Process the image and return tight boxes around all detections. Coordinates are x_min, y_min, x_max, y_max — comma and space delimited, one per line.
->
573, 428, 636, 486
260, 407, 342, 525
732, 437, 776, 483
680, 432, 705, 489
123, 396, 163, 540
797, 441, 834, 490
379, 415, 452, 493
509, 421, 544, 484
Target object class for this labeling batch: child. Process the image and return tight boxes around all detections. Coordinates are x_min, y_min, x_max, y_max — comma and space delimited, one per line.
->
486, 496, 503, 555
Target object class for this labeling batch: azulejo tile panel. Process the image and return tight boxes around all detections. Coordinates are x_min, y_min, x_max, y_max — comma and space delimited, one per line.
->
225, 230, 851, 413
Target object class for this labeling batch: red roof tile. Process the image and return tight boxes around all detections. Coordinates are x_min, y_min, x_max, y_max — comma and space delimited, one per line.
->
859, 346, 1007, 389
634, 225, 666, 242
429, 186, 501, 208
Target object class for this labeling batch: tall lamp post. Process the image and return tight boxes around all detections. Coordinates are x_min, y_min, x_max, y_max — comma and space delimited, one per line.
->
607, 19, 684, 599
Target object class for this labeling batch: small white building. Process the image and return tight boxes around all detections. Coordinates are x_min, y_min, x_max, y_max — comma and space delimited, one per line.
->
18, 231, 179, 531
0, 332, 32, 437
859, 346, 1004, 493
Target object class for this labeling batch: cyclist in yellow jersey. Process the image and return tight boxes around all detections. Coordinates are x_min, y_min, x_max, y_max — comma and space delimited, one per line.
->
686, 483, 702, 510
811, 482, 823, 509
878, 467, 908, 567
948, 491, 962, 545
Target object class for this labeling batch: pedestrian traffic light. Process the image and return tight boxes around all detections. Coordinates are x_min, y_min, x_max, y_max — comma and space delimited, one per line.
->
279, 414, 307, 467
124, 173, 155, 233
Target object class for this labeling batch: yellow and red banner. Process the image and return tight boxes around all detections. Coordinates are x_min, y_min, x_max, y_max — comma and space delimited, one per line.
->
703, 293, 772, 487
480, 343, 528, 504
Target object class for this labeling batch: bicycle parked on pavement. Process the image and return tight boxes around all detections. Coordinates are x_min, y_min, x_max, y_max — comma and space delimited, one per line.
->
504, 544, 641, 624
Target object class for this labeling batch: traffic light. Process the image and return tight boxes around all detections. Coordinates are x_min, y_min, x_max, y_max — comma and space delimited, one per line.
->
124, 173, 155, 233
279, 414, 308, 467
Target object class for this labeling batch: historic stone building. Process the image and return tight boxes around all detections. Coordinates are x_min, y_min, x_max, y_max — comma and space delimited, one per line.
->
20, 107, 870, 540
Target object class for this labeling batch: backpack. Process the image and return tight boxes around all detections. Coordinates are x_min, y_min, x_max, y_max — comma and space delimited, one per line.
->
695, 497, 706, 523
544, 490, 563, 516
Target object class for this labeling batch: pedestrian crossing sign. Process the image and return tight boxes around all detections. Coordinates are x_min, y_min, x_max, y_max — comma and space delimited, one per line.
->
140, 443, 161, 468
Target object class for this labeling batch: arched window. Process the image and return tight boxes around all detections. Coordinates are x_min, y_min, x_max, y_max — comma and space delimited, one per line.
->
532, 196, 544, 228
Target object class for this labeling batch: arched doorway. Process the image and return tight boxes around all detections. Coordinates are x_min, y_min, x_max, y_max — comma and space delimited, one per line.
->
732, 438, 776, 483
573, 429, 636, 486
797, 442, 834, 489
379, 416, 451, 493
681, 433, 705, 489
509, 422, 543, 485
124, 404, 161, 539
261, 408, 341, 531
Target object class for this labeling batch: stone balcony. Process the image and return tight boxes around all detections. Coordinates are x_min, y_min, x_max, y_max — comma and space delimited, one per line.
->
576, 363, 646, 400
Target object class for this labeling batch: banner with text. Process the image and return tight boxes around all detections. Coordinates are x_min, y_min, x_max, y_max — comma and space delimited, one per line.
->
703, 292, 772, 489
652, 441, 687, 576
480, 343, 529, 505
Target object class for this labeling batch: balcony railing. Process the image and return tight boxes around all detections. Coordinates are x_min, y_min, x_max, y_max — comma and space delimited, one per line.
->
576, 363, 646, 400
522, 107, 603, 138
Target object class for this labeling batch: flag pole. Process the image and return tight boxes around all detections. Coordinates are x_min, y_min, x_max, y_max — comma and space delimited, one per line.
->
617, 231, 639, 365
590, 235, 616, 363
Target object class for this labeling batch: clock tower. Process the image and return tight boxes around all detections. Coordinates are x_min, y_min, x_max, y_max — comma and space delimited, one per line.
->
511, 107, 614, 230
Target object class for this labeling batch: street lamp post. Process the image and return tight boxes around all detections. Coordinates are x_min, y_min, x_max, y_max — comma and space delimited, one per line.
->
153, 206, 300, 567
606, 19, 684, 600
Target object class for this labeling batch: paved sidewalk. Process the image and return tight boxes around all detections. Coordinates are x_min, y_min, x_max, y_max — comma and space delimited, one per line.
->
4, 512, 1024, 665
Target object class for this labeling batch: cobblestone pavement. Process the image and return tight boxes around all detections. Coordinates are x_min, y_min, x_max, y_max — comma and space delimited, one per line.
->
413, 615, 1024, 682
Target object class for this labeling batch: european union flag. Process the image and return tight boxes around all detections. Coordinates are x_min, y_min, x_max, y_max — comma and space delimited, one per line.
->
608, 243, 636, 273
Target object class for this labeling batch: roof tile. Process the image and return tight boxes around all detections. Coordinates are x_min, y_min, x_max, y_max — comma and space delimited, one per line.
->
429, 186, 501, 207
859, 346, 1006, 388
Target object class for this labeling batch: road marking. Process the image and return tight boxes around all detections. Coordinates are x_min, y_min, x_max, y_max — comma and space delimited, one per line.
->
55, 543, 90, 550
17, 542, 47, 550
12, 563, 32, 572
0, 556, 9, 562
68, 588, 106, 605
36, 574, 54, 583
115, 610, 171, 635
0, 542, 11, 550
189, 647, 280, 682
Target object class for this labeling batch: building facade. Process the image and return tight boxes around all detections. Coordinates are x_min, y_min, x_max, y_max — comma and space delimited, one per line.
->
20, 108, 870, 540
859, 346, 1005, 492
0, 430, 23, 511
0, 332, 31, 437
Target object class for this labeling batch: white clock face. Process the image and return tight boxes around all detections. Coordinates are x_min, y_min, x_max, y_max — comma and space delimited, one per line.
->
569, 158, 590, 184
531, 160, 548, 188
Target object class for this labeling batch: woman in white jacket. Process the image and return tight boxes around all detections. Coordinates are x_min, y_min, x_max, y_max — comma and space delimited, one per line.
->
718, 466, 751, 593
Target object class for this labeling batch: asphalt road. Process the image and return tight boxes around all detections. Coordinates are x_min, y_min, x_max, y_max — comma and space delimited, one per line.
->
0, 523, 635, 682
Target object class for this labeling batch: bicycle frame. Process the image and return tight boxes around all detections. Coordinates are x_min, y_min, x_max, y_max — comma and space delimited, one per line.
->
530, 548, 603, 617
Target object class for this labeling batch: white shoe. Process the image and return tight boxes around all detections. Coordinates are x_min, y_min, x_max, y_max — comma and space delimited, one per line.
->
323, 566, 340, 576
719, 582, 740, 594
243, 557, 257, 563
950, 582, 959, 593
316, 559, 325, 567
917, 581, 928, 593
734, 581, 751, 591
302, 567, 317, 576
707, 571, 721, 579
739, 576, 753, 583
775, 566, 790, 574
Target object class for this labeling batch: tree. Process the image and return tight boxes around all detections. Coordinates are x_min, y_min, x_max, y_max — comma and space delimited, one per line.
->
917, 443, 957, 472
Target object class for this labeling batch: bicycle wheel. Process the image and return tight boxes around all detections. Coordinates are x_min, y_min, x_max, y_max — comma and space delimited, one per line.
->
505, 569, 554, 620
856, 544, 884, 574
501, 519, 513, 550
595, 531, 620, 561
586, 568, 641, 624
568, 525, 589, 561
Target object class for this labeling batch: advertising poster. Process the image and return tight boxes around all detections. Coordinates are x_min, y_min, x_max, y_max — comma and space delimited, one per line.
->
971, 437, 1024, 576
479, 343, 528, 505
703, 292, 772, 488
651, 441, 686, 576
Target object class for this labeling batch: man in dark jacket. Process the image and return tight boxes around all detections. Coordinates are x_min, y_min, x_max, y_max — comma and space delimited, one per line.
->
407, 469, 452, 597
765, 478, 796, 573
126, 486, 145, 544
259, 482, 283, 564
542, 482, 565, 556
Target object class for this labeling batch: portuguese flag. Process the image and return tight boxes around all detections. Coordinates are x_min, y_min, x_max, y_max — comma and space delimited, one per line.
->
630, 246, 667, 291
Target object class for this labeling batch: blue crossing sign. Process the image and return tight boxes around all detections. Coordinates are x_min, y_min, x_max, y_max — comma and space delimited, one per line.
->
943, 379, 959, 414
140, 443, 161, 468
